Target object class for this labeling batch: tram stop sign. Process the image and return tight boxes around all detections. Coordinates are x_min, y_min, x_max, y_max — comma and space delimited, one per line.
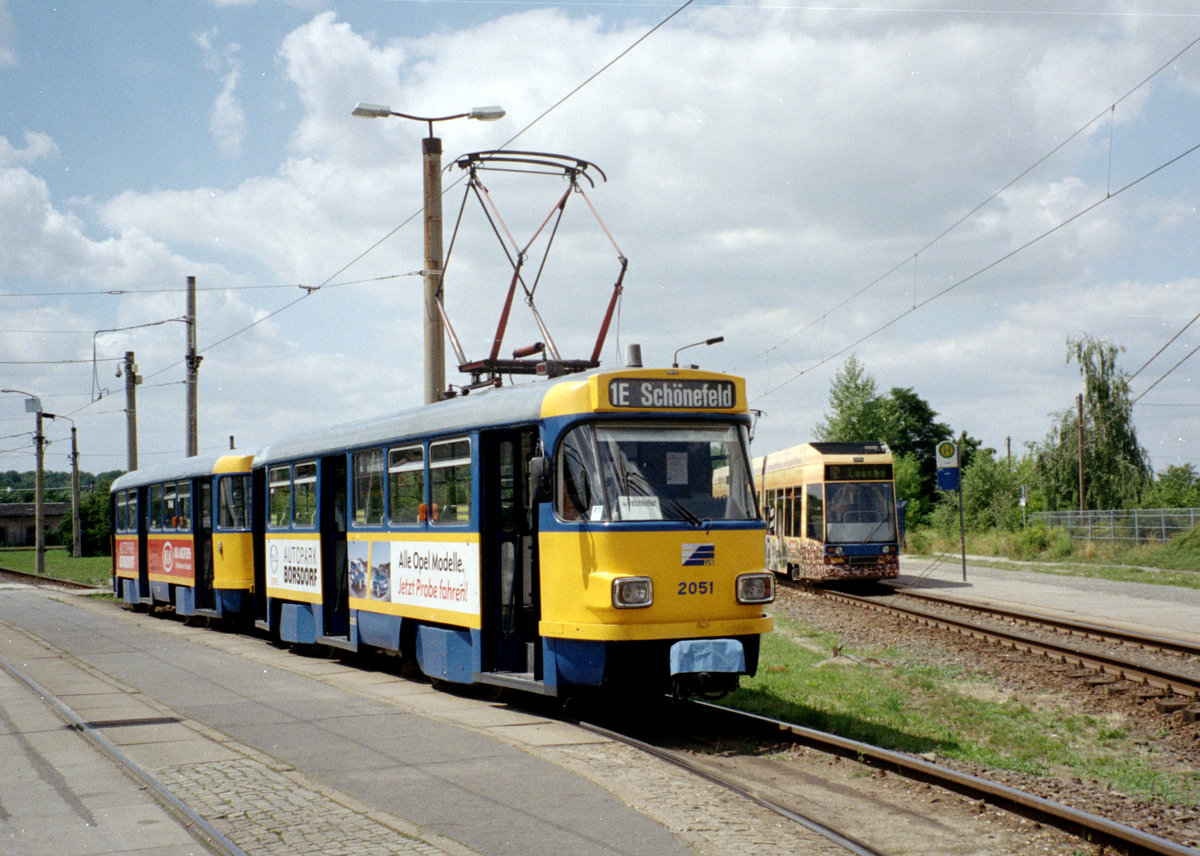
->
935, 441, 960, 490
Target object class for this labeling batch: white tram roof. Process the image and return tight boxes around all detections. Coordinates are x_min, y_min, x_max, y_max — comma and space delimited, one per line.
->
252, 375, 565, 467
110, 453, 244, 492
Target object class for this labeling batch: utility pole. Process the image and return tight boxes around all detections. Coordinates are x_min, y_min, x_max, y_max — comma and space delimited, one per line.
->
1076, 393, 1085, 513
69, 423, 80, 558
123, 351, 141, 471
185, 275, 202, 456
422, 137, 445, 404
34, 409, 45, 574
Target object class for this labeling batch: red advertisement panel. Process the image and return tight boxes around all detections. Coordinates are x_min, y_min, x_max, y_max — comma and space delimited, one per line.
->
148, 535, 195, 583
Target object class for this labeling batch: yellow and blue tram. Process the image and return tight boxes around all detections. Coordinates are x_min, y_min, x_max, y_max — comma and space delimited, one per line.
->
111, 367, 774, 697
111, 453, 254, 619
755, 441, 899, 583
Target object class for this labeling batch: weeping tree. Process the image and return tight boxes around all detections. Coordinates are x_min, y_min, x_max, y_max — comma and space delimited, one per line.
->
1036, 335, 1152, 510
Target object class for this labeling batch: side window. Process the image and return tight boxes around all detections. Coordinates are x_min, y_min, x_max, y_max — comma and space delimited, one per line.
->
218, 475, 250, 529
116, 491, 128, 532
127, 490, 139, 532
353, 449, 385, 526
430, 438, 471, 525
388, 445, 424, 525
163, 483, 177, 529
149, 484, 163, 529
268, 465, 291, 529
293, 461, 317, 528
177, 481, 192, 530
555, 425, 599, 522
806, 483, 824, 543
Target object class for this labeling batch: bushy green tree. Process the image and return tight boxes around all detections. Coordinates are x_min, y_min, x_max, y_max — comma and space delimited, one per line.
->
815, 356, 958, 527
813, 355, 892, 442
1035, 335, 1151, 510
1139, 464, 1200, 509
53, 481, 113, 557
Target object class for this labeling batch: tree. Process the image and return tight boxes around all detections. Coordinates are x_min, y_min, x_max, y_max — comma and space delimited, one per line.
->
813, 355, 892, 442
1035, 335, 1152, 510
1140, 464, 1200, 509
815, 356, 958, 527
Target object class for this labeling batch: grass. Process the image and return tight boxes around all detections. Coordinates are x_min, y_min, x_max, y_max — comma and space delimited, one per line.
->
725, 613, 1200, 807
0, 547, 113, 588
910, 524, 1200, 589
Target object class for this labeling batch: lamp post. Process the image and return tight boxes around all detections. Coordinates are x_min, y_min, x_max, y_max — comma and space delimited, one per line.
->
673, 336, 725, 368
352, 102, 505, 404
2, 388, 47, 573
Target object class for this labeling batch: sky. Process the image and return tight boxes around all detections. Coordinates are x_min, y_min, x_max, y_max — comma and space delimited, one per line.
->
1, 0, 1198, 489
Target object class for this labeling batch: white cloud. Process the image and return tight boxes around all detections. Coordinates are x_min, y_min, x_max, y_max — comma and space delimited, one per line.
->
4, 6, 1199, 473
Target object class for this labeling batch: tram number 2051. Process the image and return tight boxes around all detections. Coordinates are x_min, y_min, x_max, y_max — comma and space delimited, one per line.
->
678, 581, 713, 596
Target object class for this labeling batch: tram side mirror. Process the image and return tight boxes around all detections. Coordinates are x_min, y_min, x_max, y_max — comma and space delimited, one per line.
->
529, 456, 553, 504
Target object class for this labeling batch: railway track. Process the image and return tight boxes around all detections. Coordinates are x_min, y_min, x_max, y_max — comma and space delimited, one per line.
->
581, 699, 1200, 856
819, 584, 1200, 703
0, 565, 104, 591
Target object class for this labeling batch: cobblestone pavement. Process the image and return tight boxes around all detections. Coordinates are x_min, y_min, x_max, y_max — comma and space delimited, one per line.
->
156, 756, 459, 856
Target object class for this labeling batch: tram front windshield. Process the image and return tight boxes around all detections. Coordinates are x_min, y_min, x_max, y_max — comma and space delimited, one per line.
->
824, 481, 898, 543
556, 422, 757, 523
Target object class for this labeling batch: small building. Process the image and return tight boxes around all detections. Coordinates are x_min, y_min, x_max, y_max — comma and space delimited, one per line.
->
0, 502, 70, 548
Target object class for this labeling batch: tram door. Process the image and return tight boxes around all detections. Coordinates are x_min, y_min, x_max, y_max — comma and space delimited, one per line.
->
136, 485, 150, 601
251, 468, 268, 626
195, 480, 215, 611
480, 428, 540, 678
320, 455, 349, 638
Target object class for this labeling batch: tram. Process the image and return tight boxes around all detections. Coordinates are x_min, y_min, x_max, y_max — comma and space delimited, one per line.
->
111, 453, 254, 620
111, 366, 774, 698
755, 441, 899, 582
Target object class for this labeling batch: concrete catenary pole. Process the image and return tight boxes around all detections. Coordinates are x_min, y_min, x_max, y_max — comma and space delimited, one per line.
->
185, 275, 202, 457
124, 351, 141, 471
69, 424, 80, 558
422, 137, 445, 404
34, 410, 44, 574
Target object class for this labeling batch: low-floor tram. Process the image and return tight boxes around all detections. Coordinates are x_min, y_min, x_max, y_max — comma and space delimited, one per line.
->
755, 441, 899, 583
111, 367, 774, 698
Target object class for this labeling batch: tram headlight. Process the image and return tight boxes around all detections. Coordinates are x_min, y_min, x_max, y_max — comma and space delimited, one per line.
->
612, 576, 653, 608
825, 545, 844, 556
736, 573, 775, 604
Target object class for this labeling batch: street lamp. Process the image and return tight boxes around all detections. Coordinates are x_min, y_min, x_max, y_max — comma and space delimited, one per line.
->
673, 336, 725, 369
1, 388, 47, 573
352, 101, 505, 404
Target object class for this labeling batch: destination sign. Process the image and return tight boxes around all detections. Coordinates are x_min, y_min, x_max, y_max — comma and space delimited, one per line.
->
825, 463, 893, 482
608, 378, 736, 410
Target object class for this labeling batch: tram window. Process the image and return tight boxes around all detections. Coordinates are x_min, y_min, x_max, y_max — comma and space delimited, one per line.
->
788, 489, 799, 538
218, 475, 250, 529
124, 490, 138, 532
353, 449, 385, 526
806, 484, 824, 542
163, 483, 178, 529
115, 492, 128, 532
556, 424, 600, 521
177, 482, 192, 529
430, 438, 471, 525
293, 461, 317, 528
388, 445, 424, 525
268, 466, 291, 529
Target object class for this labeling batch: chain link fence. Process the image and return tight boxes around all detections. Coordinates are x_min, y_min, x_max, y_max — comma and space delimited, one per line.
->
1031, 508, 1200, 544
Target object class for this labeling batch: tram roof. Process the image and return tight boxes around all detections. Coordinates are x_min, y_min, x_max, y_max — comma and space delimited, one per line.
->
253, 375, 564, 466
110, 453, 250, 492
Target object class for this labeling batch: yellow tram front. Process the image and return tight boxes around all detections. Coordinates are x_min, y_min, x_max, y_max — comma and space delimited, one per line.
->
535, 368, 774, 695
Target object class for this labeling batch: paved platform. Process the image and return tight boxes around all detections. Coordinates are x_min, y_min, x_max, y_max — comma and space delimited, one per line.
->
0, 586, 847, 856
895, 555, 1200, 644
